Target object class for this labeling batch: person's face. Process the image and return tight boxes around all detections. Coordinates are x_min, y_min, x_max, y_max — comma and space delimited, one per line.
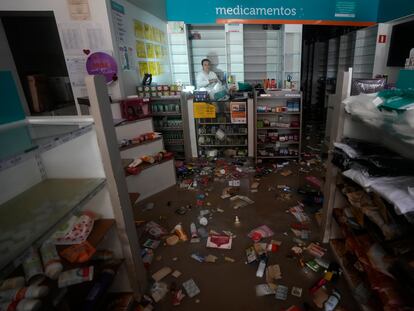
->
202, 61, 210, 73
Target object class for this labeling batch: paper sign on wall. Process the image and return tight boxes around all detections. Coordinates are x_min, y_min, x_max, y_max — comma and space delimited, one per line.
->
194, 102, 216, 118
67, 0, 91, 20
230, 101, 246, 124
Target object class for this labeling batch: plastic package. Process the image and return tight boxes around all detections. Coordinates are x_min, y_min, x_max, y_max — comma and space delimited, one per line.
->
351, 78, 386, 95
58, 266, 94, 288
40, 241, 63, 280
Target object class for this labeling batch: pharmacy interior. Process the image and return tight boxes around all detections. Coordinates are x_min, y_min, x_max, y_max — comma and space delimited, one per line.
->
1, 0, 414, 310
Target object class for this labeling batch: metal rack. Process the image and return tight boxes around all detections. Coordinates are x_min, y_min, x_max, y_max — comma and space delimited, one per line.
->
194, 99, 249, 158
150, 96, 189, 160
254, 90, 302, 163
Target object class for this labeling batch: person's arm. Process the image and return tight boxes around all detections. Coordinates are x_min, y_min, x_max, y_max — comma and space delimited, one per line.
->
209, 71, 220, 84
196, 72, 209, 88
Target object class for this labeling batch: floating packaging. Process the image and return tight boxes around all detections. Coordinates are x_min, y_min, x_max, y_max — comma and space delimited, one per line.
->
58, 266, 94, 288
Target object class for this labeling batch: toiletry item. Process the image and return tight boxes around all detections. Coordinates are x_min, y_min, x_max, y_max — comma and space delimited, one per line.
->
173, 224, 188, 241
58, 266, 94, 288
324, 290, 341, 311
40, 241, 63, 280
0, 277, 25, 291
22, 248, 44, 284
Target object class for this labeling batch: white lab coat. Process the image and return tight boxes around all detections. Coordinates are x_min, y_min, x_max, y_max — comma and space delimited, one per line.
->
196, 70, 221, 89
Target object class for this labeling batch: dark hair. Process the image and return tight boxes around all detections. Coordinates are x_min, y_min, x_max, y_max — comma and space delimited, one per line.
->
201, 58, 210, 66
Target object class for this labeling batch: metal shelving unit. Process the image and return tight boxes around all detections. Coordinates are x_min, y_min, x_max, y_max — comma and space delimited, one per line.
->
194, 99, 248, 158
151, 96, 187, 160
254, 90, 302, 163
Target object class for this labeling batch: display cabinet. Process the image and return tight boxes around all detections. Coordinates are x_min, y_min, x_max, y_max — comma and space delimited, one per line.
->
254, 90, 302, 162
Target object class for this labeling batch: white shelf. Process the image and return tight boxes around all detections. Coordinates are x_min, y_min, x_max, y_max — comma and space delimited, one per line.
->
0, 178, 106, 278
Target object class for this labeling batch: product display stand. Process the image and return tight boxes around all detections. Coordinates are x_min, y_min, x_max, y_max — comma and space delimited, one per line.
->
321, 69, 414, 309
113, 110, 176, 202
150, 94, 192, 160
194, 99, 249, 159
254, 90, 302, 163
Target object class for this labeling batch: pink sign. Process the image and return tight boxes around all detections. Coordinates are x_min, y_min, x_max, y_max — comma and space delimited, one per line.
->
86, 52, 118, 83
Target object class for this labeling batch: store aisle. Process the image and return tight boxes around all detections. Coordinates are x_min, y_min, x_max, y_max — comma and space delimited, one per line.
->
134, 160, 358, 310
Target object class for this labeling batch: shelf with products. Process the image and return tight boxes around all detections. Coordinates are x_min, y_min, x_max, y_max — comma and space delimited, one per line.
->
194, 99, 249, 158
322, 70, 414, 310
0, 178, 106, 279
150, 96, 190, 160
0, 116, 143, 308
254, 90, 302, 162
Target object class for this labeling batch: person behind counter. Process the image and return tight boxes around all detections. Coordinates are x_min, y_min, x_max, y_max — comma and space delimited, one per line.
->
196, 58, 222, 89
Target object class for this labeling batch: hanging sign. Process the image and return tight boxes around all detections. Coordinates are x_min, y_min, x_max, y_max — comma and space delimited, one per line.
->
193, 102, 216, 118
230, 101, 247, 124
86, 52, 118, 83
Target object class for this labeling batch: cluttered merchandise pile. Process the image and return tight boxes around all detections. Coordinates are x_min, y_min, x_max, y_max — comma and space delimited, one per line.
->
130, 154, 360, 311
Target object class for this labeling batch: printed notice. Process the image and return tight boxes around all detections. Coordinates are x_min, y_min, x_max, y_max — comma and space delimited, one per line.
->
67, 0, 91, 20
230, 101, 247, 124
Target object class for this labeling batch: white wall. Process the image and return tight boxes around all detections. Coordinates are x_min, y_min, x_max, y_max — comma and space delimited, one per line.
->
0, 0, 120, 113
107, 0, 171, 96
373, 15, 414, 83
0, 20, 30, 115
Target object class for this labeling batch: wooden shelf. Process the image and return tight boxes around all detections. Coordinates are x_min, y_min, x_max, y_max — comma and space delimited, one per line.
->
119, 137, 162, 151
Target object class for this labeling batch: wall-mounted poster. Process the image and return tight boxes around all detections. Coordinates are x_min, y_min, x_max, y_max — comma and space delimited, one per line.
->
134, 20, 144, 39
153, 28, 160, 42
155, 45, 162, 58
145, 43, 156, 58
193, 102, 216, 118
144, 23, 154, 41
136, 41, 146, 58
148, 61, 158, 76
138, 62, 148, 77
230, 101, 247, 124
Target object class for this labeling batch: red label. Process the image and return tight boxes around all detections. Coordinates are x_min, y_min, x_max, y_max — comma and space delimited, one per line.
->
378, 35, 386, 43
